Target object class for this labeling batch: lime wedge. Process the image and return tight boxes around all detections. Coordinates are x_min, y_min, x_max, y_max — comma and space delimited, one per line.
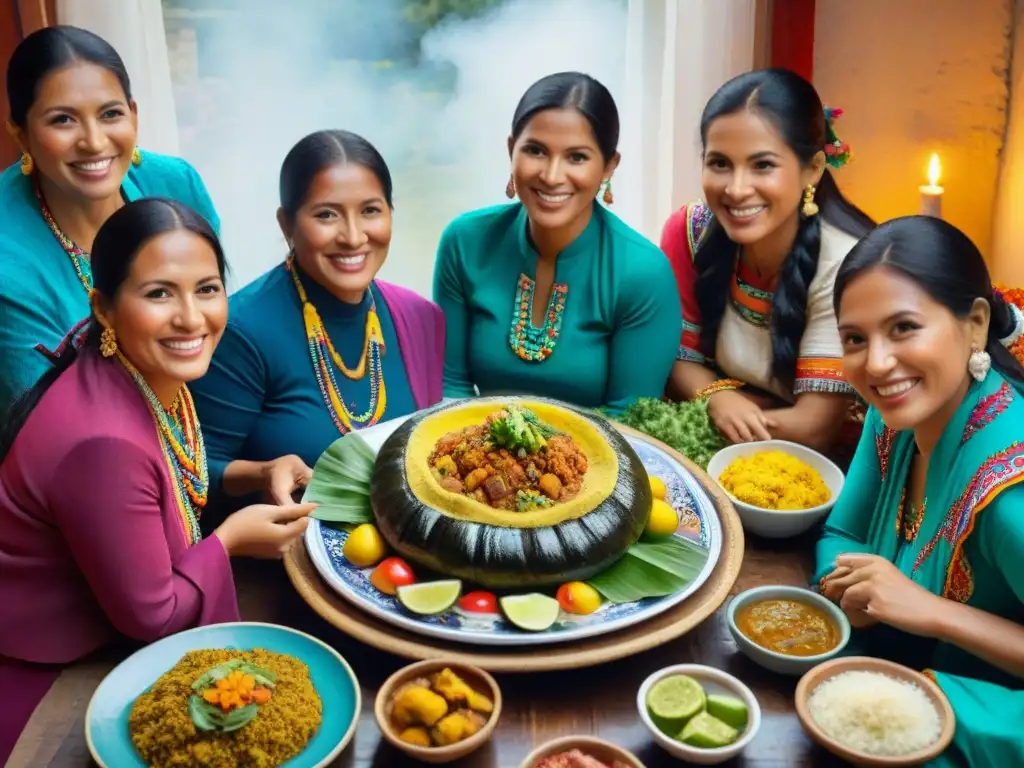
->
646, 674, 706, 734
706, 694, 748, 730
500, 593, 561, 632
396, 580, 462, 615
678, 711, 739, 749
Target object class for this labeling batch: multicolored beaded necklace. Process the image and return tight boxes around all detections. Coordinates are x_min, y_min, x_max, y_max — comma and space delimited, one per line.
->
508, 273, 568, 362
286, 255, 387, 433
35, 181, 93, 291
116, 352, 206, 546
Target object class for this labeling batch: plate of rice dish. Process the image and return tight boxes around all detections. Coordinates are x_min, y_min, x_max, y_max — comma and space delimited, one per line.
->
795, 656, 955, 766
85, 622, 360, 767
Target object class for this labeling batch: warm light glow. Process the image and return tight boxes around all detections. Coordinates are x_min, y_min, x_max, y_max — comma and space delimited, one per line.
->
927, 153, 942, 187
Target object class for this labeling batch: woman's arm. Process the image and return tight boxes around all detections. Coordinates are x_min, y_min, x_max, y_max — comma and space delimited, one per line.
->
432, 222, 476, 398
189, 322, 273, 497
52, 437, 238, 641
765, 393, 852, 452
813, 409, 883, 583
603, 250, 682, 414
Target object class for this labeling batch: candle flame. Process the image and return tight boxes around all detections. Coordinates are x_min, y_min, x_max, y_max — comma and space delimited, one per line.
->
927, 153, 941, 187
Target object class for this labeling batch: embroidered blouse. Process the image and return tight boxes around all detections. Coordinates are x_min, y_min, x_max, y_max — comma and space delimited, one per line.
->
661, 200, 857, 402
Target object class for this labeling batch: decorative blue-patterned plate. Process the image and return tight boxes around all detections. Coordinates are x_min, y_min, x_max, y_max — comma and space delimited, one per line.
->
305, 415, 723, 647
85, 622, 360, 768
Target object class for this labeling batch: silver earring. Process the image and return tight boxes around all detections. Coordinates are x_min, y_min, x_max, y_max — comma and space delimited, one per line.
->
968, 349, 991, 382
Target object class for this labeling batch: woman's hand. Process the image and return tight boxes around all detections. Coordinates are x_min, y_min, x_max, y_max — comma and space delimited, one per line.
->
707, 390, 776, 443
821, 553, 945, 637
263, 455, 313, 505
214, 502, 317, 559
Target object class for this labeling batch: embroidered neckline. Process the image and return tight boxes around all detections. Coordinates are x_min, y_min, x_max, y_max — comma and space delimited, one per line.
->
508, 273, 568, 362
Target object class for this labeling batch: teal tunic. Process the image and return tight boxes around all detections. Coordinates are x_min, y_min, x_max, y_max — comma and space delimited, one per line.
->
815, 371, 1024, 767
433, 203, 681, 414
190, 262, 416, 496
0, 151, 220, 412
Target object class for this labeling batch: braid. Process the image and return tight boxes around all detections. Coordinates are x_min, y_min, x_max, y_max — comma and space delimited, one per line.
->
769, 213, 822, 391
693, 220, 735, 361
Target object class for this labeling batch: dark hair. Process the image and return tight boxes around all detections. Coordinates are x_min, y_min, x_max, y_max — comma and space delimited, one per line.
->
279, 130, 394, 220
510, 72, 619, 162
694, 68, 875, 391
0, 199, 225, 463
834, 215, 1024, 383
6, 25, 132, 126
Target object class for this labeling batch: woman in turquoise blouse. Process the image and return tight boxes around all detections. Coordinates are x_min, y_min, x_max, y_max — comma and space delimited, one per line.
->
191, 130, 444, 511
816, 216, 1024, 767
0, 26, 219, 412
433, 72, 680, 414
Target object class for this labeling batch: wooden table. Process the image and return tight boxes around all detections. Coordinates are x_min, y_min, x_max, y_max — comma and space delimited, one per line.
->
8, 531, 847, 767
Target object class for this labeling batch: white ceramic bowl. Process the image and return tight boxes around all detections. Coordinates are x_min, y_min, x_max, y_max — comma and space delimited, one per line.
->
637, 663, 761, 765
727, 585, 851, 676
706, 440, 844, 538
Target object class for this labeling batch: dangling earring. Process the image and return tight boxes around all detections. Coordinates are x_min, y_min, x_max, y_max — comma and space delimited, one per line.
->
801, 184, 818, 217
505, 175, 515, 199
131, 147, 142, 166
602, 179, 614, 206
99, 326, 118, 358
19, 152, 34, 176
968, 348, 991, 382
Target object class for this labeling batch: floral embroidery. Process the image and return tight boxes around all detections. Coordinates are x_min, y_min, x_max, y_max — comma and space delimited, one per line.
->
687, 202, 713, 258
913, 442, 1024, 602
876, 425, 898, 481
962, 381, 1013, 445
894, 485, 906, 535
508, 274, 568, 362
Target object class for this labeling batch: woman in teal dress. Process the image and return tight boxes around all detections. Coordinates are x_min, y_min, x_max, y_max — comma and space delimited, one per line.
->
0, 26, 219, 411
433, 72, 680, 414
816, 216, 1024, 767
191, 130, 444, 512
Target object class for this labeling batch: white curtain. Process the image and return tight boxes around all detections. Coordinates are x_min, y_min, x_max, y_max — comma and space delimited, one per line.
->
56, 0, 180, 156
617, 0, 757, 243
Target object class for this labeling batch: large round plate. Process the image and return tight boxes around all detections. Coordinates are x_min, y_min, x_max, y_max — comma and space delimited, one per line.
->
85, 622, 360, 768
305, 416, 723, 647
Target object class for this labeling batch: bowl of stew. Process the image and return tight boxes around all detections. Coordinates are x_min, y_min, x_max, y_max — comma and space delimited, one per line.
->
726, 585, 850, 676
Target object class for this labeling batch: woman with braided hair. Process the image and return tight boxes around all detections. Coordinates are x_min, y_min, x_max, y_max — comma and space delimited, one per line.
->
661, 69, 873, 456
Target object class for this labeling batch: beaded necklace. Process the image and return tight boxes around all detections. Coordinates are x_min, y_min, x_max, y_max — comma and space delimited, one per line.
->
116, 353, 206, 545
286, 255, 387, 433
35, 181, 93, 291
508, 273, 568, 362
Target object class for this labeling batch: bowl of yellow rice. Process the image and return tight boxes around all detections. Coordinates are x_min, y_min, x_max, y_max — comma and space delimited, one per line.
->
706, 441, 843, 538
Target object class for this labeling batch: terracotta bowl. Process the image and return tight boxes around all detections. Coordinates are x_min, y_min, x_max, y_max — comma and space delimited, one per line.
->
374, 658, 502, 764
518, 735, 646, 768
795, 657, 956, 766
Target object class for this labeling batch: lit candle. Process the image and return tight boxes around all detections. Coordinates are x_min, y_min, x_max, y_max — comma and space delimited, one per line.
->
919, 153, 943, 218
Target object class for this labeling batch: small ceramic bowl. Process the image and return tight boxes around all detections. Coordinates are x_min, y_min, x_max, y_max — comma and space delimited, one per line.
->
727, 585, 851, 676
706, 440, 844, 539
518, 735, 646, 768
795, 656, 956, 766
637, 663, 761, 765
374, 658, 502, 764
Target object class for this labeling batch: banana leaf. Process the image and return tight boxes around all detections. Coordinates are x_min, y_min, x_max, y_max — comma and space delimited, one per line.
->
586, 535, 710, 604
306, 433, 377, 525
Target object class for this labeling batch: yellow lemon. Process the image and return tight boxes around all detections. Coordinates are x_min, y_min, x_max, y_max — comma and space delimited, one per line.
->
646, 499, 680, 538
649, 475, 668, 500
343, 523, 387, 567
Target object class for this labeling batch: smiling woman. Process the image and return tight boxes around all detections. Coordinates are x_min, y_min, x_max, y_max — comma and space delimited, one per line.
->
433, 72, 680, 413
0, 25, 221, 414
190, 130, 445, 517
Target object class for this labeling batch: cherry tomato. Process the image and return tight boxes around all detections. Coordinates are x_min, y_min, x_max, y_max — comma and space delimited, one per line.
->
556, 581, 602, 615
458, 591, 498, 613
369, 557, 415, 595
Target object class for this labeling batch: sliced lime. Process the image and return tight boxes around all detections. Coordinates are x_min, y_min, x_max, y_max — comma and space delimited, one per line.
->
705, 694, 748, 730
396, 580, 462, 615
678, 711, 739, 748
500, 593, 561, 632
646, 674, 706, 734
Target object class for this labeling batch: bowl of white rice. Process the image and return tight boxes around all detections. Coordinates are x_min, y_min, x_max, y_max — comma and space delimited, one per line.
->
795, 656, 955, 766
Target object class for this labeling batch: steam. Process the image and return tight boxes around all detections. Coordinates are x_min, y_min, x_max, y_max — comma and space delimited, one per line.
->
167, 0, 628, 295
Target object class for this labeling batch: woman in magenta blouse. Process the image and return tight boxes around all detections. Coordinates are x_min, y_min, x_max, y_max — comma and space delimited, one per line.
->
0, 199, 314, 762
